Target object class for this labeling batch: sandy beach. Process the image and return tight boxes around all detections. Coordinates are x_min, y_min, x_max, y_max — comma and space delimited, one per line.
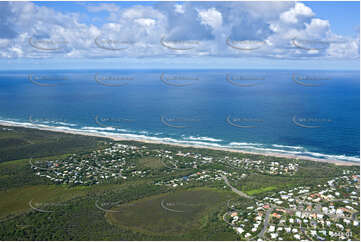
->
0, 120, 359, 166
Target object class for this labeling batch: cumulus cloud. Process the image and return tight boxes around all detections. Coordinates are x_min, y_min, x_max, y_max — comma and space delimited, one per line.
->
197, 8, 223, 30
0, 1, 358, 60
86, 3, 120, 13
174, 4, 185, 14
280, 2, 314, 24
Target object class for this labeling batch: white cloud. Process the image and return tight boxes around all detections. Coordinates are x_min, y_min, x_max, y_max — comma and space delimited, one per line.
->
134, 18, 156, 27
197, 8, 223, 30
87, 3, 120, 13
174, 4, 185, 14
280, 2, 314, 24
0, 2, 358, 61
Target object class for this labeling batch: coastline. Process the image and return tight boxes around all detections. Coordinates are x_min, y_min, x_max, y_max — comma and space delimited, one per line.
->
0, 120, 359, 167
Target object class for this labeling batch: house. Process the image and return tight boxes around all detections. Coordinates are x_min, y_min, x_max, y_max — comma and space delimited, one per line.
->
270, 233, 278, 239
322, 207, 328, 214
272, 213, 281, 219
269, 225, 275, 232
255, 216, 262, 221
343, 219, 350, 225
236, 227, 244, 235
336, 224, 344, 230
336, 209, 344, 215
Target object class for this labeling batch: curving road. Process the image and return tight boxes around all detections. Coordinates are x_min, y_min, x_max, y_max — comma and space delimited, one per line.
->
221, 174, 252, 199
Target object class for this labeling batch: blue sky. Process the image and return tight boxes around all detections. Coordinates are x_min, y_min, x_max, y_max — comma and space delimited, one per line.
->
0, 1, 359, 70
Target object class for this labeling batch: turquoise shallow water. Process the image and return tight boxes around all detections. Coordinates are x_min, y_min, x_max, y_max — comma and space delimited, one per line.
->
0, 69, 359, 163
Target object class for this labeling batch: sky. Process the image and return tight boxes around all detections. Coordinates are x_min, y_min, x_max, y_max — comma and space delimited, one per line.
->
0, 1, 359, 70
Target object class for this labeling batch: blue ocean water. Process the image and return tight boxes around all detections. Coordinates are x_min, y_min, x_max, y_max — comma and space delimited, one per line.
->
0, 69, 359, 163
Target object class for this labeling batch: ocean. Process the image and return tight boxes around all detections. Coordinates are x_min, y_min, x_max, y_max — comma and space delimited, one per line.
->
0, 69, 359, 163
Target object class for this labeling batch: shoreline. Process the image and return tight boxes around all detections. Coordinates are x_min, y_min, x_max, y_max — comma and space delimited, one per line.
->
0, 120, 359, 167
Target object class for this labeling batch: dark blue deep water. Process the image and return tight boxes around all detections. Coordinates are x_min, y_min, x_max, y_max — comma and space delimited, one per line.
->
0, 69, 359, 163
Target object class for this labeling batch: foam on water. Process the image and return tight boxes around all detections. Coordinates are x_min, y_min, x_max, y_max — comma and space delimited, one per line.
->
0, 118, 358, 164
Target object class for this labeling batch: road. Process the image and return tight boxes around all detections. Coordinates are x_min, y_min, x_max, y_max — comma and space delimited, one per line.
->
221, 174, 252, 199
258, 206, 273, 239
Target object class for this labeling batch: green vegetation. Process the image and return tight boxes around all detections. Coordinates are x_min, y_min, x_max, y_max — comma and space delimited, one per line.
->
137, 157, 165, 169
0, 126, 107, 163
0, 185, 88, 218
0, 125, 359, 241
107, 188, 234, 235
245, 185, 278, 195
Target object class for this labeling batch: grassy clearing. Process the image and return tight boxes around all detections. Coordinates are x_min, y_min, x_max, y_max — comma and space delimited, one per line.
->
106, 187, 234, 235
245, 186, 278, 195
0, 185, 89, 218
137, 157, 165, 169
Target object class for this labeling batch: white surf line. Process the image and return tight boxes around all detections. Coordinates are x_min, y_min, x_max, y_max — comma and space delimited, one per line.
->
0, 120, 358, 166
